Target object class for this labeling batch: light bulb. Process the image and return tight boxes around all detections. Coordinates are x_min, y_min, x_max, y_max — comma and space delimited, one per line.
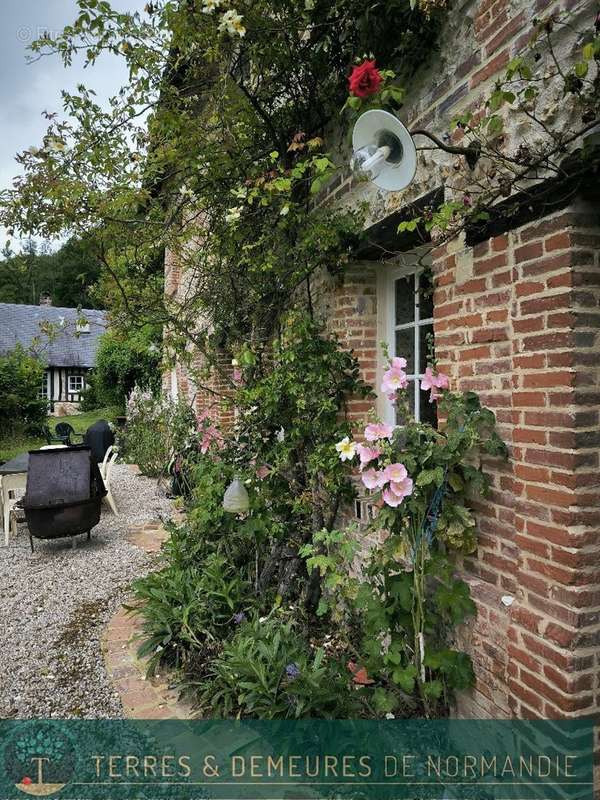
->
351, 143, 391, 181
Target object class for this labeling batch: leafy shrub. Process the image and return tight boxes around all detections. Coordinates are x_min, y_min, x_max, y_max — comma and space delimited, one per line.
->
90, 328, 161, 411
198, 616, 358, 719
118, 388, 196, 476
0, 345, 47, 437
132, 550, 252, 673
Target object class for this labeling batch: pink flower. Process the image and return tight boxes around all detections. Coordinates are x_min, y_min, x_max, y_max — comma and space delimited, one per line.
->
421, 367, 450, 403
381, 364, 408, 391
200, 425, 224, 454
391, 356, 407, 370
256, 464, 271, 480
382, 462, 408, 483
383, 477, 413, 507
364, 422, 394, 442
356, 442, 381, 469
232, 367, 243, 385
382, 487, 405, 507
389, 477, 413, 499
361, 468, 385, 490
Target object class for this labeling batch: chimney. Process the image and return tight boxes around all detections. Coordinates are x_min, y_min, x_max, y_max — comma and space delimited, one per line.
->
39, 293, 52, 307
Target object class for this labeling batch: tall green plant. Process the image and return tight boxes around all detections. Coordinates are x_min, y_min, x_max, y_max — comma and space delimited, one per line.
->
0, 345, 47, 437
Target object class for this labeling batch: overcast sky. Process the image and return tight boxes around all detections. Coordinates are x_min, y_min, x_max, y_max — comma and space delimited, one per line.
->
0, 0, 145, 249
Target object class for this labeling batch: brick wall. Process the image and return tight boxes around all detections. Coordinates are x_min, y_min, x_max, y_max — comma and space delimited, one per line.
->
431, 202, 600, 718
163, 0, 599, 718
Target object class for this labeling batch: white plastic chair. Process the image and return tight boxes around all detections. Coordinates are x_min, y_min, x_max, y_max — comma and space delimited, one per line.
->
100, 445, 115, 481
102, 449, 119, 515
1, 473, 27, 546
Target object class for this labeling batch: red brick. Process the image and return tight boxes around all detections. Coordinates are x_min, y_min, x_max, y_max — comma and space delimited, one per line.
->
545, 232, 570, 252
470, 49, 510, 88
515, 241, 544, 263
474, 252, 508, 275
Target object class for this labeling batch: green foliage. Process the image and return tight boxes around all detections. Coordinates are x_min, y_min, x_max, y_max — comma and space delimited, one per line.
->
327, 370, 507, 717
86, 328, 161, 411
234, 313, 371, 539
0, 236, 102, 308
0, 345, 47, 437
118, 388, 196, 476
198, 616, 358, 719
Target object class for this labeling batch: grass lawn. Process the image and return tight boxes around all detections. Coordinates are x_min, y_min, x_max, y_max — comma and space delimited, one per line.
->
0, 407, 120, 463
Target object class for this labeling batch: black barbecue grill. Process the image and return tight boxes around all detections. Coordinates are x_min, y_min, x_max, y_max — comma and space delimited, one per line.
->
21, 446, 107, 551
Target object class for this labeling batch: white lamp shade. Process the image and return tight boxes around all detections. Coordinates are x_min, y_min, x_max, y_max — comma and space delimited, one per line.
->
223, 479, 250, 514
352, 109, 417, 192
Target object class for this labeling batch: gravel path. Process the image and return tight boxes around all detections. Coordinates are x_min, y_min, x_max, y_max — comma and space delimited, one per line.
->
0, 464, 172, 719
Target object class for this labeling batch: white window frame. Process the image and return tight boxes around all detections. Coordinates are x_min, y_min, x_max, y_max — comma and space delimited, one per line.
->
68, 374, 85, 394
39, 372, 50, 399
377, 249, 433, 425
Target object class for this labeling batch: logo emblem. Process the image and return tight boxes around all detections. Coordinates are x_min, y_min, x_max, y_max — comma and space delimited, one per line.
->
3, 722, 75, 796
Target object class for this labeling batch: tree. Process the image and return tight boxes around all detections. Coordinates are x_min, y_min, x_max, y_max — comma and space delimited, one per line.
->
0, 235, 103, 308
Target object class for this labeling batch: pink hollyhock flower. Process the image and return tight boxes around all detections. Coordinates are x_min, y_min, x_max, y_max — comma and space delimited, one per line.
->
381, 366, 408, 396
356, 442, 381, 469
232, 367, 243, 385
382, 476, 413, 507
421, 367, 450, 402
361, 468, 385, 490
256, 464, 271, 480
389, 476, 414, 499
391, 356, 407, 370
364, 422, 394, 442
382, 487, 405, 507
382, 462, 408, 483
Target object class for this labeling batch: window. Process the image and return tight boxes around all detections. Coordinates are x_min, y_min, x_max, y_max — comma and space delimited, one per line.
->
385, 264, 436, 426
39, 373, 49, 399
76, 321, 90, 334
68, 374, 85, 394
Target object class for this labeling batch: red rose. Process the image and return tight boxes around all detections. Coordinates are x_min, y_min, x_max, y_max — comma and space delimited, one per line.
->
348, 60, 382, 99
22, 777, 32, 786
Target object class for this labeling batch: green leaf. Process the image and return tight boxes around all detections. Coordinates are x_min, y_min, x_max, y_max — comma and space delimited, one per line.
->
416, 469, 437, 487
391, 664, 417, 693
423, 679, 443, 699
583, 42, 595, 60
575, 62, 589, 79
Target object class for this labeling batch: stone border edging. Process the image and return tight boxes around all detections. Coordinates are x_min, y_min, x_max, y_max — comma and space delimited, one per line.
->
101, 511, 195, 719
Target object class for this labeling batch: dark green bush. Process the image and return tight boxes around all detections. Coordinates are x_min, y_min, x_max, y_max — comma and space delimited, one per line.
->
0, 345, 47, 436
91, 327, 161, 410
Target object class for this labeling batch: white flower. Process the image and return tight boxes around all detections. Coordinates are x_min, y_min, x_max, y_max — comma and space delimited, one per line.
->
47, 137, 66, 152
335, 436, 356, 462
202, 0, 223, 11
219, 9, 246, 37
225, 205, 243, 223
385, 712, 395, 719
276, 427, 285, 442
280, 204, 290, 216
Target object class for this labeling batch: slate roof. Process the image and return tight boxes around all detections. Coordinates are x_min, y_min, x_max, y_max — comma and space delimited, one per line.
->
0, 303, 107, 368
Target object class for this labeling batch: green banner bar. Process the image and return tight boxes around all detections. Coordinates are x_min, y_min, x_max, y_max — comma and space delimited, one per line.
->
0, 720, 594, 799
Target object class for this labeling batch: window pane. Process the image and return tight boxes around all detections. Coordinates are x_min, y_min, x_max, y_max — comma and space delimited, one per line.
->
395, 274, 415, 325
395, 328, 414, 374
420, 387, 438, 428
418, 270, 434, 320
419, 324, 434, 373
